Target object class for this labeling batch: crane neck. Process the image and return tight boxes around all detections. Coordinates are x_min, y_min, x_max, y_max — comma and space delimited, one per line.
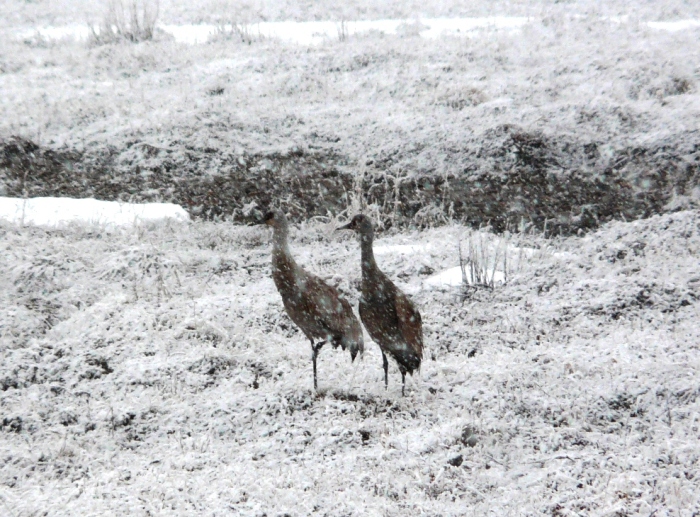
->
272, 225, 292, 258
360, 232, 377, 272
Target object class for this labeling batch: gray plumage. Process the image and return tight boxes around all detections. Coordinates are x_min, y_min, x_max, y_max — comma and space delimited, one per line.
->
264, 210, 363, 390
338, 214, 423, 396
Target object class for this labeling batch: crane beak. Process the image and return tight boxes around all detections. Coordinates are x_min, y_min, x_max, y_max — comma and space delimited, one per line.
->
336, 222, 353, 232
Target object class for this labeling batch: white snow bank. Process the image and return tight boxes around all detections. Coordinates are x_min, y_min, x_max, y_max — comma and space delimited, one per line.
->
16, 17, 700, 45
20, 17, 530, 45
424, 265, 505, 288
0, 197, 189, 227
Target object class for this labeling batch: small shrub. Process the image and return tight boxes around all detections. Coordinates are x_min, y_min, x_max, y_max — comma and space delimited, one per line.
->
458, 231, 510, 297
89, 0, 160, 45
337, 20, 349, 42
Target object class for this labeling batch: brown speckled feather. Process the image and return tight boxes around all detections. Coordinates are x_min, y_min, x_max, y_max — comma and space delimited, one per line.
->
358, 268, 422, 375
272, 250, 363, 355
394, 289, 423, 364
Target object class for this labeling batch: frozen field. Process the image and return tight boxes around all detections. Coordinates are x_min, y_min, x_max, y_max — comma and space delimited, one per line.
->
1, 207, 699, 515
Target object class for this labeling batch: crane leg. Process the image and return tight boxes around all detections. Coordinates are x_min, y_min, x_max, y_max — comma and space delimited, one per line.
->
311, 340, 325, 390
382, 351, 389, 390
401, 371, 406, 397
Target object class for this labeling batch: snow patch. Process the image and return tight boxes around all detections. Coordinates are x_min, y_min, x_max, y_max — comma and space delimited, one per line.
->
373, 243, 429, 255
424, 265, 506, 288
647, 19, 700, 31
18, 24, 91, 41
0, 197, 190, 227
158, 23, 216, 44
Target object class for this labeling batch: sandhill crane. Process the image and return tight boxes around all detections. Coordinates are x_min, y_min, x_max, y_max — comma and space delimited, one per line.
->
338, 214, 423, 396
264, 210, 363, 390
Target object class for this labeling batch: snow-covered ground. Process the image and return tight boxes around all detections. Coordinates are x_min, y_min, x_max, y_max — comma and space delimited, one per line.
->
1, 207, 698, 515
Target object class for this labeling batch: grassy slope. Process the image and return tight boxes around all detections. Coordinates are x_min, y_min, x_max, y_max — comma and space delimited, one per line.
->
3, 14, 698, 156
0, 211, 698, 515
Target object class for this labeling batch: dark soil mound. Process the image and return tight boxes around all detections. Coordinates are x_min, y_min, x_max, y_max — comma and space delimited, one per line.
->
362, 125, 700, 233
2, 127, 698, 234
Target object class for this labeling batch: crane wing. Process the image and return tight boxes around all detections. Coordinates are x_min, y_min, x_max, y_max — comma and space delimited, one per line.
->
394, 290, 423, 360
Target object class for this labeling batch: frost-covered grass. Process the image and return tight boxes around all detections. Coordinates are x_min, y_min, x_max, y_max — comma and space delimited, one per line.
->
2, 6, 699, 179
1, 210, 698, 515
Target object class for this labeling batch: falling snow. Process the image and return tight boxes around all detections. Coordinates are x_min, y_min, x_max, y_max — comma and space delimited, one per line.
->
1, 0, 700, 515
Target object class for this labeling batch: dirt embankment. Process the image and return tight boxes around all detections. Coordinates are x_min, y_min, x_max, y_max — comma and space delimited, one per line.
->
1, 127, 698, 233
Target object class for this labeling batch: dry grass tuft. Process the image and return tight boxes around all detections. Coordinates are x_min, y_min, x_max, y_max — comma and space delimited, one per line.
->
89, 0, 160, 45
